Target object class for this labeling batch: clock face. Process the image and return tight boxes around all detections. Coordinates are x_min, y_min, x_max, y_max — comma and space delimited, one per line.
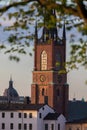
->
40, 75, 46, 82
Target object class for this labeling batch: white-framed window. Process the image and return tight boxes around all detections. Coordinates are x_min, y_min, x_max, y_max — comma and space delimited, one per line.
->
58, 124, 60, 130
2, 123, 5, 129
51, 124, 54, 130
29, 123, 32, 130
10, 112, 14, 118
29, 113, 32, 118
45, 124, 48, 130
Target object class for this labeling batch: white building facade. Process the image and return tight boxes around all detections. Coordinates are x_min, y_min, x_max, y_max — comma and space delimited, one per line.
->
0, 103, 66, 130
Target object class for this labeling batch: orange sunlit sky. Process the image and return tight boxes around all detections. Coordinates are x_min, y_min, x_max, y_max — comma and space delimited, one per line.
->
0, 2, 87, 100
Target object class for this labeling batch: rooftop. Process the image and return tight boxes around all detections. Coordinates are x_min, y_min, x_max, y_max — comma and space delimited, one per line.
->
0, 103, 45, 111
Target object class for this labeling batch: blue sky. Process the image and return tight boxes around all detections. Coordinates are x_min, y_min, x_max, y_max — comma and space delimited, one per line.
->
0, 2, 87, 100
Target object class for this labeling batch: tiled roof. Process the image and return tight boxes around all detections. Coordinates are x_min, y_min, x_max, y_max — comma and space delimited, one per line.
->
68, 100, 87, 121
44, 113, 60, 120
0, 103, 45, 111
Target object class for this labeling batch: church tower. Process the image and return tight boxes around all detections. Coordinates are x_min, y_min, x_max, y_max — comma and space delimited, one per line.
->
31, 9, 69, 116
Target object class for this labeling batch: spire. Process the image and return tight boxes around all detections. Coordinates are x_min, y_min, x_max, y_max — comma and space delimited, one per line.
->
10, 75, 12, 81
41, 7, 58, 42
63, 21, 66, 40
35, 21, 38, 42
9, 75, 13, 88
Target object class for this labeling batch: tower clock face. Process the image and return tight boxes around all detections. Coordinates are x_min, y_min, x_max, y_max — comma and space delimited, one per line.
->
40, 75, 46, 82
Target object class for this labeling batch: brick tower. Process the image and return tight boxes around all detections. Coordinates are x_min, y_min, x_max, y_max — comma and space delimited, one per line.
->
31, 10, 69, 116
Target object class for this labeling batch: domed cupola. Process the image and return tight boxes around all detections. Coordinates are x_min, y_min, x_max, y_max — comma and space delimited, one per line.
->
7, 77, 19, 98
3, 77, 19, 101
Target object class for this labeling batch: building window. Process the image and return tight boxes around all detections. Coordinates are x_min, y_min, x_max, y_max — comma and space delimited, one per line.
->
10, 123, 13, 129
24, 113, 27, 118
41, 50, 47, 70
58, 124, 60, 130
42, 88, 45, 96
24, 124, 27, 130
2, 113, 5, 118
29, 124, 32, 130
39, 113, 42, 118
10, 112, 14, 118
2, 123, 5, 129
45, 124, 48, 130
29, 113, 32, 118
18, 123, 21, 130
51, 124, 54, 130
18, 113, 21, 118
42, 107, 44, 110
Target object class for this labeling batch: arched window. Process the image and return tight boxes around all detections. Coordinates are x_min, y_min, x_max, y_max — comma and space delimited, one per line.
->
41, 51, 47, 70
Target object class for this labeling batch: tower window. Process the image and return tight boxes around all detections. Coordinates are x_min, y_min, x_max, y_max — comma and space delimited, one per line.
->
45, 96, 48, 104
42, 88, 45, 96
41, 51, 47, 70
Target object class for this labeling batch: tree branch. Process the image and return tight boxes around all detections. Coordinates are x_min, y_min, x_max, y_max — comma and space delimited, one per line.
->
0, 0, 38, 13
75, 0, 87, 23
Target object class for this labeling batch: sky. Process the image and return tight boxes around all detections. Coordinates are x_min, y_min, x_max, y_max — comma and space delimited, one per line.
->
0, 2, 87, 100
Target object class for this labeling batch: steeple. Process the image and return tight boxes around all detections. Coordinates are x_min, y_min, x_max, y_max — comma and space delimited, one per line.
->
35, 21, 38, 42
42, 8, 58, 42
9, 76, 13, 88
62, 22, 66, 40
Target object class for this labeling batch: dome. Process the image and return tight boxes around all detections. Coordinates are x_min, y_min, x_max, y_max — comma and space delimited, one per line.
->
7, 86, 19, 98
3, 77, 19, 98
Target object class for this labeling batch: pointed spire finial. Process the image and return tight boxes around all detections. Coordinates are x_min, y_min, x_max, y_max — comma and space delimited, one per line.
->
9, 75, 13, 88
10, 74, 12, 81
35, 21, 38, 42
63, 21, 66, 40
